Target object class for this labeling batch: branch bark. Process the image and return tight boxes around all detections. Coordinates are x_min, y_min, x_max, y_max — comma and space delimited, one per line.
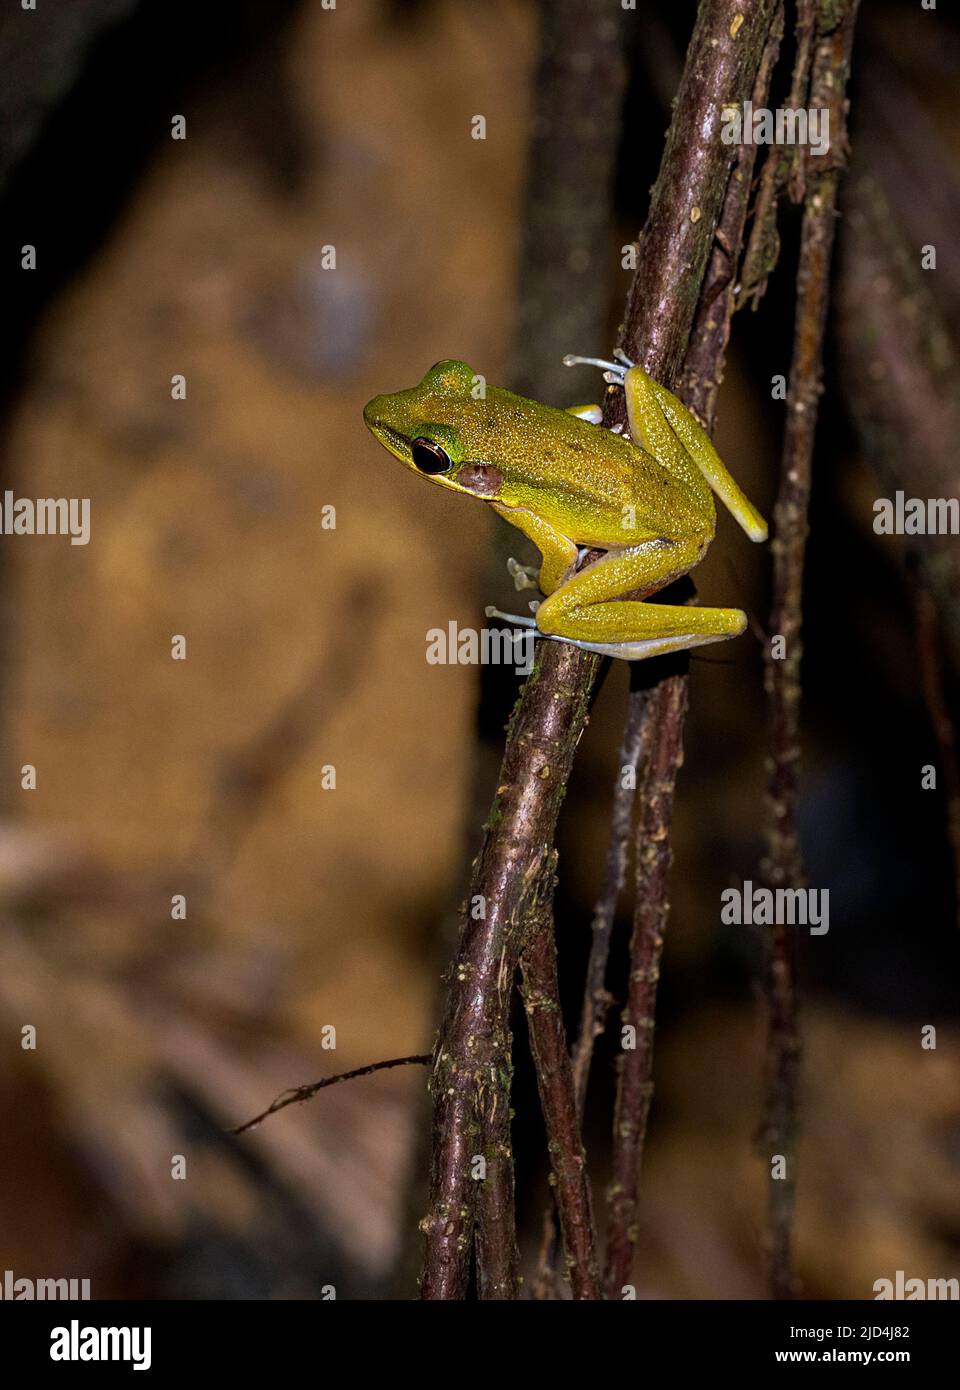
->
760, 0, 861, 1301
602, 3, 783, 1296
519, 849, 601, 1300
571, 684, 648, 1118
603, 669, 687, 1298
420, 0, 779, 1300
741, 0, 816, 305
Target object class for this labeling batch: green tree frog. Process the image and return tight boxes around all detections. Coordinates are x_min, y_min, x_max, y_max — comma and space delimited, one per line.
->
363, 354, 767, 661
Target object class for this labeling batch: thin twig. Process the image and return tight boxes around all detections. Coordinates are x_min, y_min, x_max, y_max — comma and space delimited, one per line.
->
603, 671, 687, 1298
532, 682, 647, 1299
473, 875, 527, 1301
475, 1072, 521, 1299
572, 684, 649, 1118
520, 850, 601, 1300
230, 1054, 430, 1136
760, 0, 861, 1301
683, 3, 784, 418
532, 4, 785, 1297
741, 0, 817, 306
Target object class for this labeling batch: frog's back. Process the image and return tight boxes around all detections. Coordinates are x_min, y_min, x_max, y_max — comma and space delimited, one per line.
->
486, 386, 713, 548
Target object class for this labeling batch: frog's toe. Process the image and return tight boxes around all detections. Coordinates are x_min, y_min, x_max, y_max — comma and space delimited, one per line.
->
485, 605, 538, 630
507, 557, 540, 592
562, 352, 629, 386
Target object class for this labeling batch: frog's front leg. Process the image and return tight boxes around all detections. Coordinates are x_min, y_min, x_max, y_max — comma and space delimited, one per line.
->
534, 534, 747, 661
491, 503, 578, 596
506, 557, 540, 593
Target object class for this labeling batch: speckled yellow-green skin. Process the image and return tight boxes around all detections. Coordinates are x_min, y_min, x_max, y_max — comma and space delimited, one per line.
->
363, 360, 766, 660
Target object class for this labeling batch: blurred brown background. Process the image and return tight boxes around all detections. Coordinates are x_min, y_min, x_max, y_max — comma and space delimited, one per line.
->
0, 0, 958, 1300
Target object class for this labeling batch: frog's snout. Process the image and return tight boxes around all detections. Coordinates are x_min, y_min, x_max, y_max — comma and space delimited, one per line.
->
362, 395, 387, 430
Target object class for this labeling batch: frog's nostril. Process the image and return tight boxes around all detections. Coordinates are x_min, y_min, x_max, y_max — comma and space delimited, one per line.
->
363, 396, 385, 427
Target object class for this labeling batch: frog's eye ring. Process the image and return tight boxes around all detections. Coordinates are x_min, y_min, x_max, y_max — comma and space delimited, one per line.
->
411, 438, 453, 474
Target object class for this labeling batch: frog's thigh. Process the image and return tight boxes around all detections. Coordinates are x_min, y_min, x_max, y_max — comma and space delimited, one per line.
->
535, 538, 746, 658
491, 503, 578, 596
621, 367, 695, 480
624, 368, 767, 542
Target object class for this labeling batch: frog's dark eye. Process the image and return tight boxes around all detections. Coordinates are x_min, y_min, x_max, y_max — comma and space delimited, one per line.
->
411, 438, 453, 474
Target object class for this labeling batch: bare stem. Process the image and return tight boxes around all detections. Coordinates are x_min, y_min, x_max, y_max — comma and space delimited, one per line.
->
420, 0, 779, 1300
572, 685, 648, 1117
603, 672, 687, 1298
230, 1054, 430, 1136
741, 0, 816, 306
601, 0, 783, 1296
761, 0, 861, 1301
520, 850, 601, 1299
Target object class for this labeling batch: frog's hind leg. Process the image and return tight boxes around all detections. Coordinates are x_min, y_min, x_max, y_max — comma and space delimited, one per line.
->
533, 537, 747, 661
564, 353, 768, 543
622, 367, 768, 543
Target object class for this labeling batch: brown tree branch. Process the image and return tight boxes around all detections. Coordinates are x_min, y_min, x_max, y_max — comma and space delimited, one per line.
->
571, 685, 648, 1119
420, 646, 600, 1301
532, 10, 786, 1299
603, 669, 688, 1297
519, 849, 601, 1300
683, 5, 784, 415
741, 0, 817, 306
601, 7, 784, 1296
760, 0, 861, 1301
419, 0, 779, 1301
466, 0, 630, 1301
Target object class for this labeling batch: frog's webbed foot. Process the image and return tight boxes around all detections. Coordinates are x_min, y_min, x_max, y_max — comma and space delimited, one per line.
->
486, 603, 589, 655
507, 557, 540, 592
562, 349, 635, 387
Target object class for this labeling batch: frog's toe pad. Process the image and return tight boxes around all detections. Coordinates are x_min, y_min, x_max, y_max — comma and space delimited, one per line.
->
506, 557, 540, 592
562, 353, 628, 386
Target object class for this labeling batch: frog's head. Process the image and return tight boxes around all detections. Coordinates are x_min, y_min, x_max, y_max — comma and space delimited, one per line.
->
363, 360, 504, 500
